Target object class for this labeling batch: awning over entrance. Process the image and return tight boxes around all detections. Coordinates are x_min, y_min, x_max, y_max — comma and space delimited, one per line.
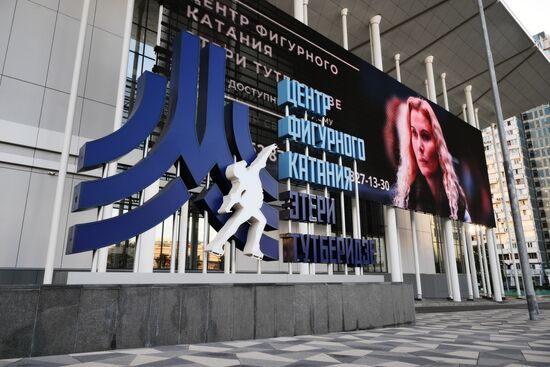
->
269, 0, 550, 128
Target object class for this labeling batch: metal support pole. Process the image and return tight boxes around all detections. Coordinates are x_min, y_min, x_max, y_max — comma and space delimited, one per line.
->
43, 0, 91, 284
231, 240, 236, 274
284, 105, 294, 275
477, 0, 539, 319
202, 174, 210, 274
462, 104, 468, 124
178, 202, 189, 273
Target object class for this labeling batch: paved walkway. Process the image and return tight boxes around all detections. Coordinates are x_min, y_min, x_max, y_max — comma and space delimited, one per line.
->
2, 308, 549, 366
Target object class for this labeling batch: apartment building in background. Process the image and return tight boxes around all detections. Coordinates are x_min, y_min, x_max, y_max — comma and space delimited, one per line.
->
520, 104, 550, 270
482, 115, 547, 286
533, 32, 550, 58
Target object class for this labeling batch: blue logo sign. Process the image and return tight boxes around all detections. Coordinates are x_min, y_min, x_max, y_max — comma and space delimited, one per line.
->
66, 32, 279, 261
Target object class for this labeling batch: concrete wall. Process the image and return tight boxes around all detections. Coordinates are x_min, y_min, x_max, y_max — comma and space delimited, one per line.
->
403, 273, 471, 299
0, 282, 415, 358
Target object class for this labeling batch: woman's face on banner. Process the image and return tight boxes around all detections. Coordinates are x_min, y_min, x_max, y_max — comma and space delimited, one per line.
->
410, 108, 438, 178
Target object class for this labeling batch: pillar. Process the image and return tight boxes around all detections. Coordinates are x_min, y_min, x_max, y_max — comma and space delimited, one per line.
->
411, 212, 422, 299
492, 229, 505, 296
386, 207, 403, 282
369, 15, 383, 69
424, 80, 429, 98
486, 228, 503, 301
477, 227, 488, 296
178, 202, 189, 273
370, 14, 402, 282
133, 186, 159, 273
464, 85, 476, 127
440, 73, 449, 110
479, 228, 493, 297
465, 223, 480, 298
424, 56, 437, 102
394, 54, 401, 82
426, 56, 460, 301
293, 0, 303, 22
43, 0, 91, 284
341, 8, 349, 50
444, 220, 462, 302
462, 104, 468, 124
303, 0, 309, 25
460, 225, 474, 300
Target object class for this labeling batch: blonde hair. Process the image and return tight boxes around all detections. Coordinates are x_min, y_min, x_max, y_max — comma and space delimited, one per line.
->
392, 97, 467, 220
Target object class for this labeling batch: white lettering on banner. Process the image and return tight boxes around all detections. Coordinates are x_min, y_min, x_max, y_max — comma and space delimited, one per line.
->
256, 28, 339, 75
228, 79, 277, 105
188, 1, 345, 112
186, 1, 340, 76
187, 4, 272, 59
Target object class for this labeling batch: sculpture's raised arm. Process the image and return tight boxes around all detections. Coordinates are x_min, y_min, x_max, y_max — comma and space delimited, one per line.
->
249, 144, 277, 172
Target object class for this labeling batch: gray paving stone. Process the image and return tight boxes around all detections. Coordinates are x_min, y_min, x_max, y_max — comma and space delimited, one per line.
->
13, 307, 544, 367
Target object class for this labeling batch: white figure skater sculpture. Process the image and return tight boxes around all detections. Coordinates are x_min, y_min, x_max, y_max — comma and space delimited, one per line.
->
206, 144, 277, 259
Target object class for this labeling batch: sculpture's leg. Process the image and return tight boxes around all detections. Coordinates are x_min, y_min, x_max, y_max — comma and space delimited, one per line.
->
206, 208, 248, 256
243, 210, 266, 259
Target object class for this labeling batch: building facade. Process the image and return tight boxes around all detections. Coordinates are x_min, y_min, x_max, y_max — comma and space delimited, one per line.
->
520, 103, 550, 271
482, 115, 548, 286
533, 32, 550, 58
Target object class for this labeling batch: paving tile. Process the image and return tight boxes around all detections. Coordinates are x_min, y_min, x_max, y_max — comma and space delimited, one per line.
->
2, 308, 550, 366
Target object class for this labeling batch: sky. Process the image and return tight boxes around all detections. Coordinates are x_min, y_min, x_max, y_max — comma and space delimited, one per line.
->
502, 0, 550, 36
